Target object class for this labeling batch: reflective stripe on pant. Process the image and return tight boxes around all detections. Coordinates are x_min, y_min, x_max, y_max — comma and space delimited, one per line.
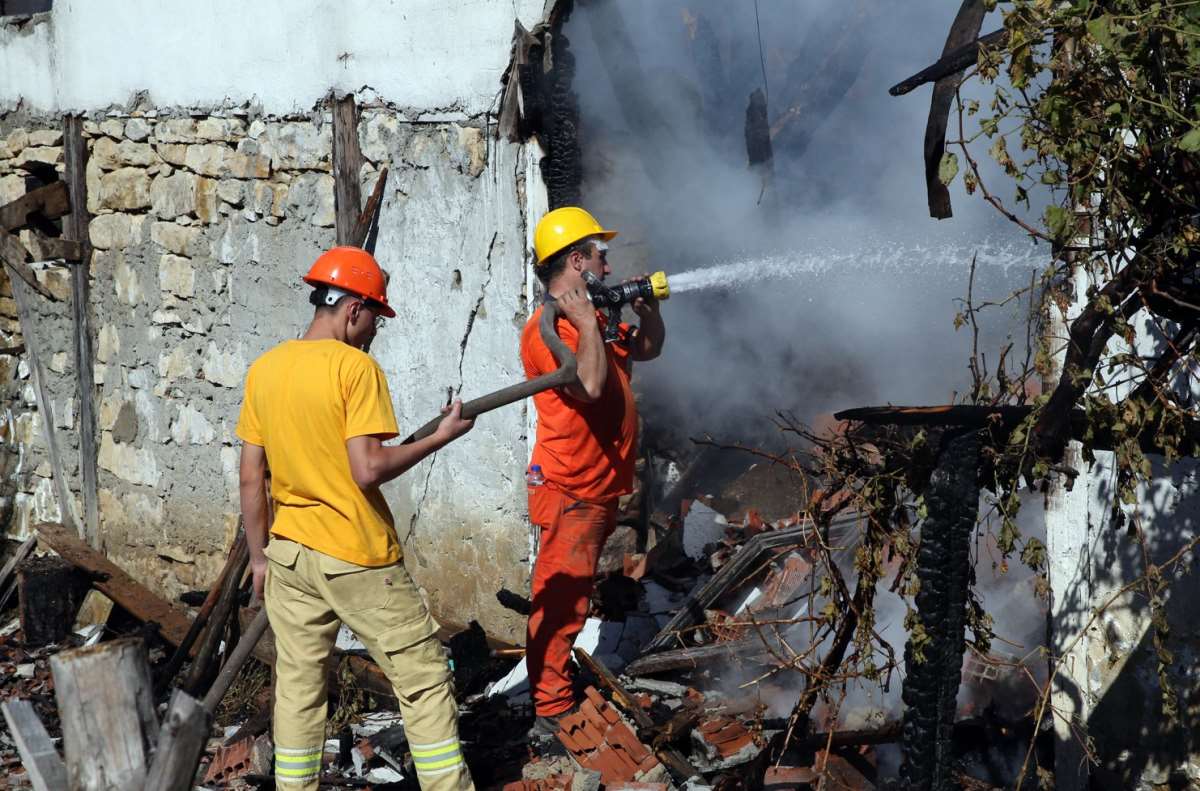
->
265, 538, 474, 791
525, 486, 617, 717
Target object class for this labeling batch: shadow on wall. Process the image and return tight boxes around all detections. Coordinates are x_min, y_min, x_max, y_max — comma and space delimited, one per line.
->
1060, 457, 1200, 788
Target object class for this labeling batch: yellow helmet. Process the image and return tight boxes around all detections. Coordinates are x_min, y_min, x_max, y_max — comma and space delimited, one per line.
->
533, 207, 618, 266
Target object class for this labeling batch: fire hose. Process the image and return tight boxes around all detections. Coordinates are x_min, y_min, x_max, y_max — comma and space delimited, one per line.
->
401, 270, 669, 443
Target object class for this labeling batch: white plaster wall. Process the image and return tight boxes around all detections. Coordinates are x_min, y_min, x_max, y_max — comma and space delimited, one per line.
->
1, 0, 545, 115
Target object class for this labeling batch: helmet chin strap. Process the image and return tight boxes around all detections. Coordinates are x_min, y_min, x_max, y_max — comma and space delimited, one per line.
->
319, 285, 355, 306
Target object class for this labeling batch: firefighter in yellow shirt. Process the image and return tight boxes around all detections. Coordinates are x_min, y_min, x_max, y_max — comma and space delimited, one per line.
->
236, 246, 475, 791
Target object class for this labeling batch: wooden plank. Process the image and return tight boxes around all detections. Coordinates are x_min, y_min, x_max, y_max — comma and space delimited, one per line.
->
0, 535, 36, 595
51, 637, 158, 790
0, 343, 26, 355
331, 93, 364, 246
7, 280, 77, 535
25, 231, 84, 262
183, 539, 249, 696
144, 689, 212, 791
573, 648, 700, 780
349, 166, 388, 251
202, 609, 270, 713
63, 115, 100, 551
1, 699, 69, 791
1, 230, 58, 302
0, 181, 70, 232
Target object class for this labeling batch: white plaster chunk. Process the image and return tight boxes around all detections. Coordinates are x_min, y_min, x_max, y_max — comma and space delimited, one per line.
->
202, 341, 247, 388
171, 403, 216, 445
49, 351, 68, 374
98, 432, 161, 487
247, 120, 266, 140
158, 346, 194, 382
94, 364, 106, 385
98, 167, 152, 211
28, 129, 62, 147
360, 113, 400, 163
31, 478, 62, 524
454, 125, 487, 178
89, 213, 133, 250
150, 221, 201, 256
159, 254, 196, 298
97, 324, 121, 363
114, 255, 143, 305
221, 445, 239, 505
125, 118, 152, 143
287, 173, 335, 227
155, 118, 199, 143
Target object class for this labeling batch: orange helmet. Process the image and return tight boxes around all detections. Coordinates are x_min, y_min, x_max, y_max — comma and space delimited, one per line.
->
302, 246, 395, 318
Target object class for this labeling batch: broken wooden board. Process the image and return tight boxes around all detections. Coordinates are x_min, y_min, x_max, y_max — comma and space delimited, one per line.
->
1, 699, 68, 791
1, 231, 58, 301
0, 181, 70, 233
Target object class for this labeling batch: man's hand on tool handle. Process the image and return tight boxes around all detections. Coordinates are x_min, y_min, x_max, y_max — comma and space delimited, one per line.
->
434, 399, 475, 442
627, 273, 661, 318
557, 287, 598, 330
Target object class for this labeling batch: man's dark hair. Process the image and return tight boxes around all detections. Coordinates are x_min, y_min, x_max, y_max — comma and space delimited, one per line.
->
536, 238, 595, 287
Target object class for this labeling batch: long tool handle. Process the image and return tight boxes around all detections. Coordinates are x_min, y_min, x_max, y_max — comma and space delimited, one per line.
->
402, 301, 575, 443
202, 608, 270, 714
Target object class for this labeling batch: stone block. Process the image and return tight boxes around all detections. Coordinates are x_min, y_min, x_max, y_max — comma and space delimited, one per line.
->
98, 167, 152, 211
155, 118, 199, 143
0, 174, 23, 206
85, 159, 103, 213
91, 136, 121, 171
150, 222, 201, 256
98, 432, 160, 487
226, 152, 270, 179
150, 172, 200, 219
97, 324, 120, 363
49, 351, 68, 374
6, 129, 28, 153
111, 401, 138, 443
455, 125, 488, 178
28, 129, 62, 147
99, 119, 125, 139
112, 254, 143, 305
158, 345, 194, 382
124, 118, 152, 143
117, 140, 158, 167
196, 177, 219, 224
217, 179, 244, 206
196, 118, 245, 142
202, 341, 246, 388
159, 254, 195, 298
156, 143, 188, 167
16, 146, 64, 167
247, 120, 266, 139
89, 213, 133, 250
263, 121, 330, 171
184, 143, 229, 177
170, 404, 215, 445
287, 172, 335, 227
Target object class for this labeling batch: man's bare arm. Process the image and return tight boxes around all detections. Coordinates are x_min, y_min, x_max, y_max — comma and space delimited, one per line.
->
556, 288, 607, 402
239, 441, 269, 602
346, 400, 475, 489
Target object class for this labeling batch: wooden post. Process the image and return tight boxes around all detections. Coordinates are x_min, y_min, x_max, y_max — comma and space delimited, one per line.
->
0, 534, 36, 610
50, 637, 159, 790
331, 93, 364, 245
183, 538, 249, 696
1, 699, 68, 791
5, 274, 78, 534
63, 115, 100, 550
144, 689, 212, 791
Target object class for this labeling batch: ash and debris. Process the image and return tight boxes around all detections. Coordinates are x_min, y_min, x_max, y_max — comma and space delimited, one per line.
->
0, 451, 1044, 789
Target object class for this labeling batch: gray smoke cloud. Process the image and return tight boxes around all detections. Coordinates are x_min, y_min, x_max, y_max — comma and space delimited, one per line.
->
564, 0, 1048, 443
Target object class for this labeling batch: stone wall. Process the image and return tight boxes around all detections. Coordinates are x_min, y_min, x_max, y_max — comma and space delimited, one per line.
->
0, 97, 539, 642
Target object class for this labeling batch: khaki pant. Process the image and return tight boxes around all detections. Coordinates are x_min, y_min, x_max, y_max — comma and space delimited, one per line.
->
264, 538, 473, 791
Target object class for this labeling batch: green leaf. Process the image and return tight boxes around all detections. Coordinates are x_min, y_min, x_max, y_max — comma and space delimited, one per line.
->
1177, 128, 1200, 152
1044, 205, 1074, 241
1086, 14, 1114, 50
938, 152, 960, 186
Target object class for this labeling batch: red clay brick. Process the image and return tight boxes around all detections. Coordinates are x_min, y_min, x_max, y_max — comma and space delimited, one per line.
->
763, 766, 818, 789
584, 686, 607, 710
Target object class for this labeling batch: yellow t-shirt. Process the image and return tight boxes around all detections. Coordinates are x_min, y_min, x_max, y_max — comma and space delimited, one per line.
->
236, 339, 401, 566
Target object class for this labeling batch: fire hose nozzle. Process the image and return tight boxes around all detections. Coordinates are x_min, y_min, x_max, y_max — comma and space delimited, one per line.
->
583, 271, 671, 308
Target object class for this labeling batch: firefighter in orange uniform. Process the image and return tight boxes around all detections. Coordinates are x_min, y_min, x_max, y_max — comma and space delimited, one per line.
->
520, 208, 666, 745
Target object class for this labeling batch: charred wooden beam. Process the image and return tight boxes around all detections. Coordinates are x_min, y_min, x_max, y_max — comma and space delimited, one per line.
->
183, 538, 249, 697
921, 0, 989, 219
349, 167, 388, 253
18, 555, 89, 646
889, 29, 1008, 97
332, 94, 364, 246
626, 638, 768, 676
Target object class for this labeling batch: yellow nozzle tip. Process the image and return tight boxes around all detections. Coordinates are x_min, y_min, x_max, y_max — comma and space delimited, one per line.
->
649, 270, 670, 300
